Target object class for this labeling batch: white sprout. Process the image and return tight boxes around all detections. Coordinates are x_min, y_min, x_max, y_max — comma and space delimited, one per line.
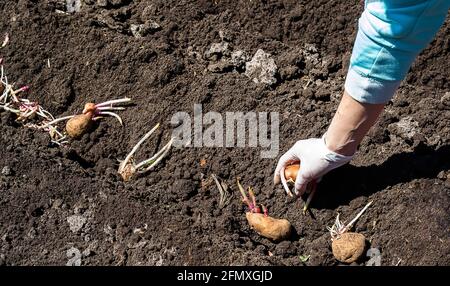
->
118, 123, 173, 180
327, 201, 373, 240
1, 33, 9, 48
135, 138, 173, 173
280, 165, 294, 197
0, 62, 68, 144
91, 97, 131, 125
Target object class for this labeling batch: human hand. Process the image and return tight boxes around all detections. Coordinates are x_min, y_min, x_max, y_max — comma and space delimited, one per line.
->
273, 136, 353, 196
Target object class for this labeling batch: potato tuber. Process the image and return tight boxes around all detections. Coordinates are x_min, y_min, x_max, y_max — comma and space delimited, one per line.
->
284, 164, 300, 182
119, 162, 136, 182
246, 212, 292, 242
60, 98, 130, 138
65, 111, 94, 139
331, 232, 366, 263
237, 178, 293, 242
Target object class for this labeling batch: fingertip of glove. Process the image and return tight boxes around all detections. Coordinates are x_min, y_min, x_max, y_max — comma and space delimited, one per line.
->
295, 182, 307, 196
273, 175, 280, 185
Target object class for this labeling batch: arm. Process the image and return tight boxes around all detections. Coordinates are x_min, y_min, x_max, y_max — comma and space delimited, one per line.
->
274, 0, 449, 195
327, 0, 449, 156
325, 91, 385, 156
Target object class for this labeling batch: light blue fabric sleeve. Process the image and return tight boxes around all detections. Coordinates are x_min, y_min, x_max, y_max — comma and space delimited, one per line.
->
345, 0, 450, 104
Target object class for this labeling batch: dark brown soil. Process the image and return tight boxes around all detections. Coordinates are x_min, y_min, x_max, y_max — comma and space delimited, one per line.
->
0, 0, 449, 266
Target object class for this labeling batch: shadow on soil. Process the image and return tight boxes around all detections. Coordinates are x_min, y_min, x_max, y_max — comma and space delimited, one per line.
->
316, 144, 450, 209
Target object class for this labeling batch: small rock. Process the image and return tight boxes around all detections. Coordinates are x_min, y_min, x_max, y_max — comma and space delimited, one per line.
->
98, 191, 108, 200
52, 199, 63, 209
230, 50, 250, 69
204, 42, 230, 60
440, 92, 450, 107
130, 20, 161, 38
1, 166, 11, 176
130, 24, 144, 38
67, 215, 87, 233
388, 116, 420, 141
245, 49, 278, 85
304, 43, 318, 54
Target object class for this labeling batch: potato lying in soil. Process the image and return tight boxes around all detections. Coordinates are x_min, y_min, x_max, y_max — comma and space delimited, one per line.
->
331, 232, 366, 263
65, 99, 130, 138
66, 112, 94, 138
246, 212, 292, 242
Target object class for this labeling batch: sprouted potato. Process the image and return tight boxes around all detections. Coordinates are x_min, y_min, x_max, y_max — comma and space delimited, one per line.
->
63, 98, 131, 138
237, 178, 292, 242
327, 201, 373, 263
118, 123, 173, 181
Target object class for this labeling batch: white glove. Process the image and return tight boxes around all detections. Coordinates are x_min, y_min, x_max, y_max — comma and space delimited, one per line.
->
274, 135, 354, 196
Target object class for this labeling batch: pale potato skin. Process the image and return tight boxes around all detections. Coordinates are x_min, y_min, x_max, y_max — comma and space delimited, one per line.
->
331, 232, 366, 263
66, 113, 93, 138
284, 164, 300, 182
246, 212, 292, 242
119, 163, 136, 182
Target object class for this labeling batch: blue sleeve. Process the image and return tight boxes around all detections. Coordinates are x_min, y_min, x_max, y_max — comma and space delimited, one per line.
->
345, 0, 450, 104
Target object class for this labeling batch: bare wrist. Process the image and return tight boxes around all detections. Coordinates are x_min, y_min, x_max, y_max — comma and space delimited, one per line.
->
324, 91, 385, 156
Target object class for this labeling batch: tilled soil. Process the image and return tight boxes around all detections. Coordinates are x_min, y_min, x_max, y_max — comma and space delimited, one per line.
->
0, 0, 449, 266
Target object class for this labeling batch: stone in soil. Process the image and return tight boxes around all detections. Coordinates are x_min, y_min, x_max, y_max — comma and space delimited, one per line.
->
1, 166, 11, 176
67, 215, 87, 233
245, 49, 278, 85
